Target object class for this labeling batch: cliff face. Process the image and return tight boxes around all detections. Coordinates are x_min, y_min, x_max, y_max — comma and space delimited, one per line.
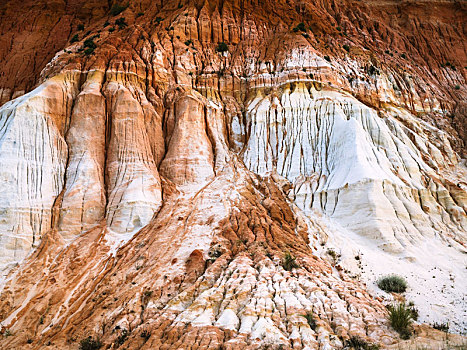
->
0, 0, 466, 349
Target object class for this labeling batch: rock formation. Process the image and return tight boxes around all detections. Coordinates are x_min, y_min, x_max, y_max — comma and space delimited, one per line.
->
0, 0, 465, 348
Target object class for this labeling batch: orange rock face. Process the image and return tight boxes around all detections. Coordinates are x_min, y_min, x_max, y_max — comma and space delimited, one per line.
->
0, 0, 466, 349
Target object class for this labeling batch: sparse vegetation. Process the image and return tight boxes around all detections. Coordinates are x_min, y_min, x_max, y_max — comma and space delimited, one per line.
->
282, 252, 299, 271
77, 24, 85, 31
136, 12, 144, 17
84, 38, 97, 49
388, 303, 413, 339
377, 275, 407, 293
407, 301, 419, 321
83, 38, 97, 55
140, 330, 151, 340
116, 329, 129, 346
110, 3, 129, 16
155, 17, 163, 24
293, 22, 307, 32
216, 42, 228, 53
303, 311, 317, 331
326, 248, 341, 265
79, 336, 102, 350
432, 322, 449, 332
344, 336, 380, 350
442, 62, 456, 70
70, 34, 79, 43
115, 17, 127, 29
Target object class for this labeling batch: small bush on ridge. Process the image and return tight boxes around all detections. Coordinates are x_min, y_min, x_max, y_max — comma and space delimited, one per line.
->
377, 275, 407, 293
216, 42, 228, 53
432, 322, 449, 332
388, 303, 413, 339
344, 335, 380, 350
282, 252, 299, 271
79, 336, 102, 350
303, 311, 317, 331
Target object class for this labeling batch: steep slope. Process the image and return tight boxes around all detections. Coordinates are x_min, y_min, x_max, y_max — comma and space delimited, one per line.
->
0, 0, 466, 349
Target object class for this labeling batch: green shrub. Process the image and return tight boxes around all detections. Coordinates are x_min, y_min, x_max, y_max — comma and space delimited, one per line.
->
109, 27, 115, 32
185, 39, 192, 46
83, 38, 96, 55
401, 53, 407, 59
110, 3, 129, 16
344, 336, 380, 350
432, 322, 449, 332
116, 329, 129, 346
155, 17, 163, 23
282, 252, 299, 271
140, 330, 151, 340
343, 44, 350, 52
292, 23, 306, 32
84, 38, 97, 49
326, 248, 341, 265
216, 42, 228, 53
296, 22, 306, 31
84, 47, 95, 56
77, 24, 85, 31
388, 303, 413, 339
79, 336, 102, 350
70, 34, 79, 43
324, 55, 331, 62
407, 301, 419, 321
377, 275, 407, 293
303, 311, 317, 331
136, 12, 144, 17
455, 85, 460, 90
115, 17, 127, 29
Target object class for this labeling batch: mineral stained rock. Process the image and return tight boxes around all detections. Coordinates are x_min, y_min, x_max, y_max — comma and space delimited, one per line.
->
0, 0, 465, 349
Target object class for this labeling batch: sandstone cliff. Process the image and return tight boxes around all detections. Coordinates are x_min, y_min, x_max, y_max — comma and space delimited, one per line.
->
0, 0, 465, 349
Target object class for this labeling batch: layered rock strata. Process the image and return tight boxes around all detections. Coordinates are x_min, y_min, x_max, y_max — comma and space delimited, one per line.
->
0, 0, 466, 348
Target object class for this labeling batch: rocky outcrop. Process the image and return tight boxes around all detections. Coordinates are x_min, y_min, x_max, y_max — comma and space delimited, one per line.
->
243, 82, 466, 252
0, 0, 466, 348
